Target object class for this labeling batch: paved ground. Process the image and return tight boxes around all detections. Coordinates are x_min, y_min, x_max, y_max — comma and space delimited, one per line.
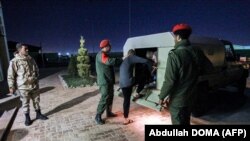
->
6, 69, 250, 141
7, 70, 171, 141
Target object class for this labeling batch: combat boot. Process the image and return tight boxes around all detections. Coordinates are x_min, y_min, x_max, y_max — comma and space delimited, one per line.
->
36, 109, 48, 120
95, 114, 105, 125
25, 113, 32, 126
106, 111, 117, 117
106, 105, 117, 117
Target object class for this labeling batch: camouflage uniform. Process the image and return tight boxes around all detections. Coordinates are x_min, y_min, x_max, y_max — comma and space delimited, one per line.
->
7, 54, 40, 114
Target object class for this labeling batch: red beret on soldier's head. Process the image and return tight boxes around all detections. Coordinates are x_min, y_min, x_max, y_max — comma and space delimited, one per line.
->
172, 23, 192, 34
100, 39, 110, 48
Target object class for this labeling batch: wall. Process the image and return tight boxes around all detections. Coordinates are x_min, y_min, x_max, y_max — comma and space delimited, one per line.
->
0, 2, 10, 82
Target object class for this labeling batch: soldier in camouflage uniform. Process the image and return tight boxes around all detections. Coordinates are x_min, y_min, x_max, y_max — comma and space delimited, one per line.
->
7, 43, 48, 126
95, 39, 121, 125
159, 24, 208, 125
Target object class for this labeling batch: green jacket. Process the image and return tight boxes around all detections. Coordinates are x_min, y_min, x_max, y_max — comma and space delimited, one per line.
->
159, 40, 201, 107
95, 51, 116, 85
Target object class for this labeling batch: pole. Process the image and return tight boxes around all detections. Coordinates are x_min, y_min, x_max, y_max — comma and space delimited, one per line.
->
40, 42, 45, 68
92, 22, 94, 53
128, 0, 131, 37
0, 2, 10, 80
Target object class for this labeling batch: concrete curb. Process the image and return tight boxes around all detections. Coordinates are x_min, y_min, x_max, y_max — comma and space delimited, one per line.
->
58, 74, 97, 89
58, 74, 68, 89
0, 107, 19, 141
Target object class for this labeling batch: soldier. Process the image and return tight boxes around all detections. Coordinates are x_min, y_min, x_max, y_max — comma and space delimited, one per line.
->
158, 23, 209, 125
95, 39, 120, 125
7, 43, 48, 126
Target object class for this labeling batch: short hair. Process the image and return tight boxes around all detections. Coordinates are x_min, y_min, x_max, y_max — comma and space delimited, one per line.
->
173, 30, 191, 39
127, 49, 135, 55
16, 43, 24, 50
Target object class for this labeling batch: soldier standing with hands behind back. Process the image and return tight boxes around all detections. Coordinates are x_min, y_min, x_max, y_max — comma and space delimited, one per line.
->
8, 43, 48, 126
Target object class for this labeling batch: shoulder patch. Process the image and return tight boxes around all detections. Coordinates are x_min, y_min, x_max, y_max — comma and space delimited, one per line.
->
10, 58, 18, 65
101, 53, 108, 63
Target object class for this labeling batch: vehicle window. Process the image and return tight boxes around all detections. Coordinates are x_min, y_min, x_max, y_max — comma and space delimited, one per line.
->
225, 45, 235, 61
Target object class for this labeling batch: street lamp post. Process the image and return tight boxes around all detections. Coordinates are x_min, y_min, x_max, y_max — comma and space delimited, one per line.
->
128, 0, 131, 37
39, 42, 45, 68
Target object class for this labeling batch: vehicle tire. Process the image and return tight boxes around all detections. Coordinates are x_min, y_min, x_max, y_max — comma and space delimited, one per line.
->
237, 69, 248, 96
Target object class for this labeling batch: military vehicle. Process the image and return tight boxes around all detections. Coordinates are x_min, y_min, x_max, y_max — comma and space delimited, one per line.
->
117, 32, 249, 116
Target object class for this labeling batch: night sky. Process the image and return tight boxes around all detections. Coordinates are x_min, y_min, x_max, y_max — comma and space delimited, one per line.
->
2, 0, 250, 54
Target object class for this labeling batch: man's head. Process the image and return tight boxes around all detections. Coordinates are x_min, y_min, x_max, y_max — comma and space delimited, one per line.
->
146, 51, 154, 59
100, 39, 111, 53
16, 43, 29, 56
172, 23, 192, 43
127, 49, 135, 56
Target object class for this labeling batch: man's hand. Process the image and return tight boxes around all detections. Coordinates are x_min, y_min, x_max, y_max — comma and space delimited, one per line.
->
151, 66, 158, 74
9, 88, 16, 94
159, 98, 169, 107
158, 99, 164, 106
163, 99, 170, 108
152, 66, 158, 69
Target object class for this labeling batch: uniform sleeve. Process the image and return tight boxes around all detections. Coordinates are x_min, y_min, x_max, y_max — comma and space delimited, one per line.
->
32, 58, 39, 78
7, 61, 17, 89
131, 55, 147, 64
100, 53, 116, 66
159, 52, 179, 100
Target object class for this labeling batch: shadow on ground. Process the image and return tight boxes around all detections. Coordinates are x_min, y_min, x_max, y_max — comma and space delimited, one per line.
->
6, 128, 29, 141
39, 86, 55, 95
45, 90, 99, 116
194, 88, 250, 123
209, 89, 248, 114
1, 67, 65, 98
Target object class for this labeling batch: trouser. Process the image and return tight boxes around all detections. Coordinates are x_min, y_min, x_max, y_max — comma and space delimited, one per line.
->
169, 106, 191, 125
19, 89, 40, 114
136, 82, 145, 94
121, 87, 133, 118
96, 84, 114, 114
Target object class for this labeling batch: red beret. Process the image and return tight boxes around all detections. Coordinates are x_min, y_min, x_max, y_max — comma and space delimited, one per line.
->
172, 23, 192, 33
100, 39, 110, 48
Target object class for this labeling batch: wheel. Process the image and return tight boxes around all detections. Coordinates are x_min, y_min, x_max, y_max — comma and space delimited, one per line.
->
237, 68, 248, 96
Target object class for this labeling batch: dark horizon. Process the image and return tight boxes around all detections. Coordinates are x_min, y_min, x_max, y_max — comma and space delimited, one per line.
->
2, 0, 250, 54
